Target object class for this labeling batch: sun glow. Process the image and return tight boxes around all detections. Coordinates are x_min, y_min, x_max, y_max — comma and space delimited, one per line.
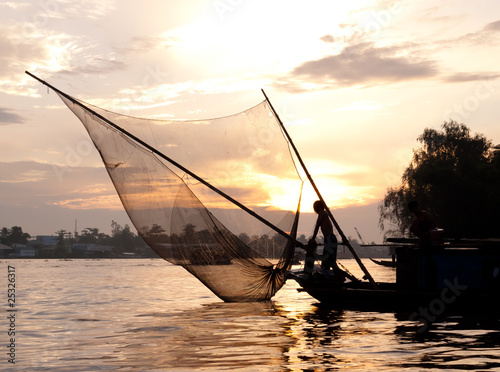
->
163, 2, 367, 76
264, 150, 385, 212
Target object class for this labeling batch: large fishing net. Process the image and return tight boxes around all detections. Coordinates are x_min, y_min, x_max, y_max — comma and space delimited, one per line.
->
57, 93, 306, 301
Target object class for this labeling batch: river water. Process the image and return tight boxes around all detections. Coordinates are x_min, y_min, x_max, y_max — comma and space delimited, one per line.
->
1, 258, 500, 371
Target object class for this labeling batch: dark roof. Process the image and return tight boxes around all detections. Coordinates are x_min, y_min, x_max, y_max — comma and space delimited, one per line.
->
0, 243, 13, 250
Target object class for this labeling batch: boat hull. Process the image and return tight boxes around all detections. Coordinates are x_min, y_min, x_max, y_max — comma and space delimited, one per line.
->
369, 258, 396, 268
287, 270, 498, 313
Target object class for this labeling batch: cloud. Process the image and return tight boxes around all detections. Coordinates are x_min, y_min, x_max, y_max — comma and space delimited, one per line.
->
57, 57, 128, 76
319, 34, 336, 43
278, 18, 500, 93
484, 19, 500, 32
114, 36, 179, 55
0, 160, 119, 209
0, 107, 24, 125
286, 42, 438, 89
0, 160, 134, 236
442, 72, 500, 83
0, 26, 47, 80
449, 18, 500, 46
23, 0, 116, 21
0, 1, 120, 89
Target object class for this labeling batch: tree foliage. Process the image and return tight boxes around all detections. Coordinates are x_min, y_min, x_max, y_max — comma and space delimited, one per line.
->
78, 227, 109, 244
379, 121, 500, 239
0, 226, 31, 246
55, 229, 68, 257
110, 220, 143, 254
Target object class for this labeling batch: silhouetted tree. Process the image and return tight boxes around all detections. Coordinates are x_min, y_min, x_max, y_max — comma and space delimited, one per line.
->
0, 226, 30, 246
182, 223, 196, 238
238, 232, 250, 245
111, 221, 140, 254
78, 227, 107, 244
55, 229, 68, 257
379, 121, 500, 239
297, 234, 308, 245
144, 224, 169, 244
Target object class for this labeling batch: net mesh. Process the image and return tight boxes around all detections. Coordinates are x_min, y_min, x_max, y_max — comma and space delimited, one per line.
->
58, 93, 305, 301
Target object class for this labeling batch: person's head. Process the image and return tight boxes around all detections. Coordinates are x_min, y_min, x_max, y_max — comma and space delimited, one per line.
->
408, 200, 420, 214
313, 200, 325, 214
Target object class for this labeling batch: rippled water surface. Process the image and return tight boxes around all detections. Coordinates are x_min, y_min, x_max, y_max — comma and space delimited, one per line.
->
2, 259, 500, 371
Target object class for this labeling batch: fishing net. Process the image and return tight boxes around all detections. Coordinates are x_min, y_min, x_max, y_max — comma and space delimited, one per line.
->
57, 93, 305, 302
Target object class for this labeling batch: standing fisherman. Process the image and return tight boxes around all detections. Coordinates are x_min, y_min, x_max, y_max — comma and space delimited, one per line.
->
304, 200, 344, 281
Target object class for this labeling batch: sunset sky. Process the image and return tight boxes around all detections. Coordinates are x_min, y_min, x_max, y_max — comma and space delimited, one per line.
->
1, 0, 500, 243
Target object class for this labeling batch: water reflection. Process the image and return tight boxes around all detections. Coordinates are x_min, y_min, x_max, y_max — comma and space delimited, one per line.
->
281, 302, 500, 372
7, 259, 500, 371
118, 301, 428, 371
116, 302, 294, 370
393, 315, 500, 371
274, 303, 402, 371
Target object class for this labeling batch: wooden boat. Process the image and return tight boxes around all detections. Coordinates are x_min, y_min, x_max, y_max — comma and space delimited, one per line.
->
287, 241, 500, 312
369, 257, 396, 268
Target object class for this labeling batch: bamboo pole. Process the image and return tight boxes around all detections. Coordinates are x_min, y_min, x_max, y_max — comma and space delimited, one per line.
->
261, 89, 378, 289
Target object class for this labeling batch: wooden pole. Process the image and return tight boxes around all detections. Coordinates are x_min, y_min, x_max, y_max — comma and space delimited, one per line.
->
25, 71, 306, 249
261, 89, 378, 289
